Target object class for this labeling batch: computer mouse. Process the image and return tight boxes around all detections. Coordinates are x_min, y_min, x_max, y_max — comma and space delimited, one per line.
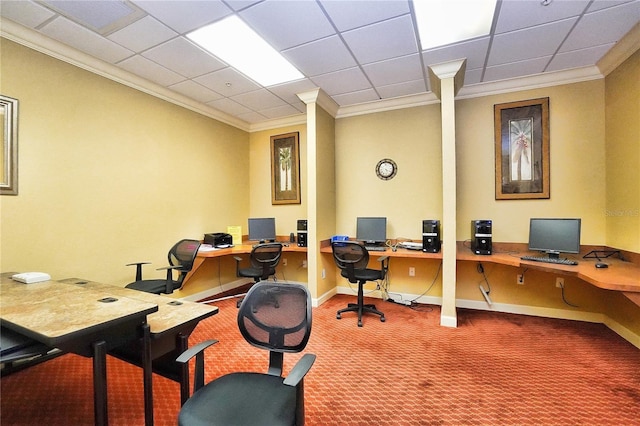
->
595, 262, 608, 269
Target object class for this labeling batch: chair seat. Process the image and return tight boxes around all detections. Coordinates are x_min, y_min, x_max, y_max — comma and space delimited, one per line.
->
125, 279, 179, 294
238, 266, 276, 280
178, 372, 297, 426
340, 268, 382, 282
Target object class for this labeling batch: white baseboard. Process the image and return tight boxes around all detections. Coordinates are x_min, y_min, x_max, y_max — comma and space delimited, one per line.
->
179, 279, 248, 302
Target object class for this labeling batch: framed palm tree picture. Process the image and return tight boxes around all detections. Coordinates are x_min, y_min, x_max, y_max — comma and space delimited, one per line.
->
271, 132, 301, 204
494, 98, 550, 200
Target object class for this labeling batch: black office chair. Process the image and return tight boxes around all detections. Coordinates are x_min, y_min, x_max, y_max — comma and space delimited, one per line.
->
234, 242, 283, 282
331, 241, 388, 327
125, 239, 201, 294
233, 242, 283, 306
176, 281, 316, 426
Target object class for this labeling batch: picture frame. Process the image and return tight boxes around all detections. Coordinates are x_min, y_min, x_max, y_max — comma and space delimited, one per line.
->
271, 132, 301, 205
494, 97, 549, 200
1, 95, 19, 196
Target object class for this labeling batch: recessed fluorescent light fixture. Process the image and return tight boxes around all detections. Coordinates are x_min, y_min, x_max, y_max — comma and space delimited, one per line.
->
187, 15, 303, 87
414, 0, 497, 50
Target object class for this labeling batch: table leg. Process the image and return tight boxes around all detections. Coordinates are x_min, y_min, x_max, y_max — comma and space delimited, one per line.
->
92, 340, 108, 426
177, 333, 190, 405
141, 323, 153, 426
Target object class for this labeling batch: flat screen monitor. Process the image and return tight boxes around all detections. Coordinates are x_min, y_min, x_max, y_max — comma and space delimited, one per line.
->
528, 218, 581, 258
356, 217, 387, 244
248, 217, 276, 243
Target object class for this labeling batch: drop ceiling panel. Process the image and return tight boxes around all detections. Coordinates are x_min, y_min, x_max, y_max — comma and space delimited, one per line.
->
132, 0, 232, 33
341, 14, 418, 65
107, 16, 177, 53
283, 35, 357, 77
547, 43, 614, 71
142, 37, 226, 78
319, 0, 410, 32
362, 54, 424, 87
488, 18, 578, 66
239, 0, 335, 50
39, 16, 133, 63
259, 104, 303, 119
560, 1, 640, 52
230, 88, 288, 111
484, 56, 551, 82
422, 37, 490, 71
267, 79, 319, 104
495, 0, 590, 34
207, 97, 253, 116
310, 67, 372, 96
117, 55, 184, 86
0, 0, 56, 28
168, 80, 223, 103
376, 79, 428, 100
194, 67, 261, 97
332, 88, 380, 106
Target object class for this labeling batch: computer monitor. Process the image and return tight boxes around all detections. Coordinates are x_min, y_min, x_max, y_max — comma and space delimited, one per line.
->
528, 218, 581, 258
356, 217, 387, 245
248, 217, 276, 243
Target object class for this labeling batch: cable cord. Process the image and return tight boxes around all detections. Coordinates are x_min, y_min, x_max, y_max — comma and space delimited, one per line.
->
477, 262, 491, 294
560, 284, 580, 308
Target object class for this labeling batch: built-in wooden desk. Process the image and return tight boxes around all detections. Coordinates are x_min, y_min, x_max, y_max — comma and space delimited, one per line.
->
455, 242, 640, 293
182, 242, 307, 288
320, 240, 640, 295
0, 274, 158, 426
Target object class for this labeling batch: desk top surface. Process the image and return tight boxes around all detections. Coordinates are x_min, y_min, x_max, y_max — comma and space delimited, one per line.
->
58, 278, 218, 336
196, 242, 306, 258
319, 241, 640, 293
0, 275, 158, 343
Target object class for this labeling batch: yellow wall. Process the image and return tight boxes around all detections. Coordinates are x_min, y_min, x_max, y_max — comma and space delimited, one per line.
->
335, 80, 607, 247
605, 49, 640, 252
0, 39, 249, 285
248, 125, 307, 236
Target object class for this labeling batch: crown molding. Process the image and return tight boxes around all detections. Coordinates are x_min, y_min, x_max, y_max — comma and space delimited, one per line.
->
597, 21, 640, 77
0, 18, 251, 132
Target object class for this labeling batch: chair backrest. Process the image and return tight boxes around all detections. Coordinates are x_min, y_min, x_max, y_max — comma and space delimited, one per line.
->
168, 239, 201, 272
238, 281, 312, 375
331, 241, 369, 270
249, 242, 283, 271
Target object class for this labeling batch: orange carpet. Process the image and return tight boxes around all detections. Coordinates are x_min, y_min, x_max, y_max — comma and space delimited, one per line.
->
2, 295, 639, 425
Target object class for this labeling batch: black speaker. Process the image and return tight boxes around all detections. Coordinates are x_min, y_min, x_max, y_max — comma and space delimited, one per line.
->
297, 219, 307, 247
422, 220, 441, 253
471, 220, 492, 255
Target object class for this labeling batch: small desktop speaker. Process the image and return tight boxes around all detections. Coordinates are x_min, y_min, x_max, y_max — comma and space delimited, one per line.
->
471, 220, 492, 255
422, 220, 441, 253
297, 219, 307, 247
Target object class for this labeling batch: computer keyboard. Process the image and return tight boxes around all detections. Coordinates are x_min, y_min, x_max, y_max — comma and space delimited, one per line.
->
365, 246, 387, 252
520, 255, 578, 265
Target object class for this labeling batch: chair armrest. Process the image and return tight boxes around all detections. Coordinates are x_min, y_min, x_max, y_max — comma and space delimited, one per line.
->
283, 353, 316, 387
126, 262, 152, 281
176, 339, 219, 393
378, 255, 390, 276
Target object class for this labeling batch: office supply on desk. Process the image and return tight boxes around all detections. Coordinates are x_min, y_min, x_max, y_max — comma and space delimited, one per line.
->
248, 217, 277, 243
422, 219, 441, 253
126, 239, 201, 294
520, 255, 578, 265
11, 272, 51, 283
356, 216, 387, 246
297, 219, 308, 247
399, 241, 423, 250
204, 232, 233, 247
227, 225, 242, 246
331, 241, 387, 327
365, 245, 387, 251
471, 220, 492, 255
595, 262, 609, 268
527, 218, 581, 262
176, 281, 315, 426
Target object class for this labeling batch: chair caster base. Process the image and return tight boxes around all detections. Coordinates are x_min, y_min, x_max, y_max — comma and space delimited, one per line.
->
337, 313, 341, 319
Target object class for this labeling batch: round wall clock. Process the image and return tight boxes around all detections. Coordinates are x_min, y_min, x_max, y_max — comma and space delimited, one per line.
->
376, 158, 397, 180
